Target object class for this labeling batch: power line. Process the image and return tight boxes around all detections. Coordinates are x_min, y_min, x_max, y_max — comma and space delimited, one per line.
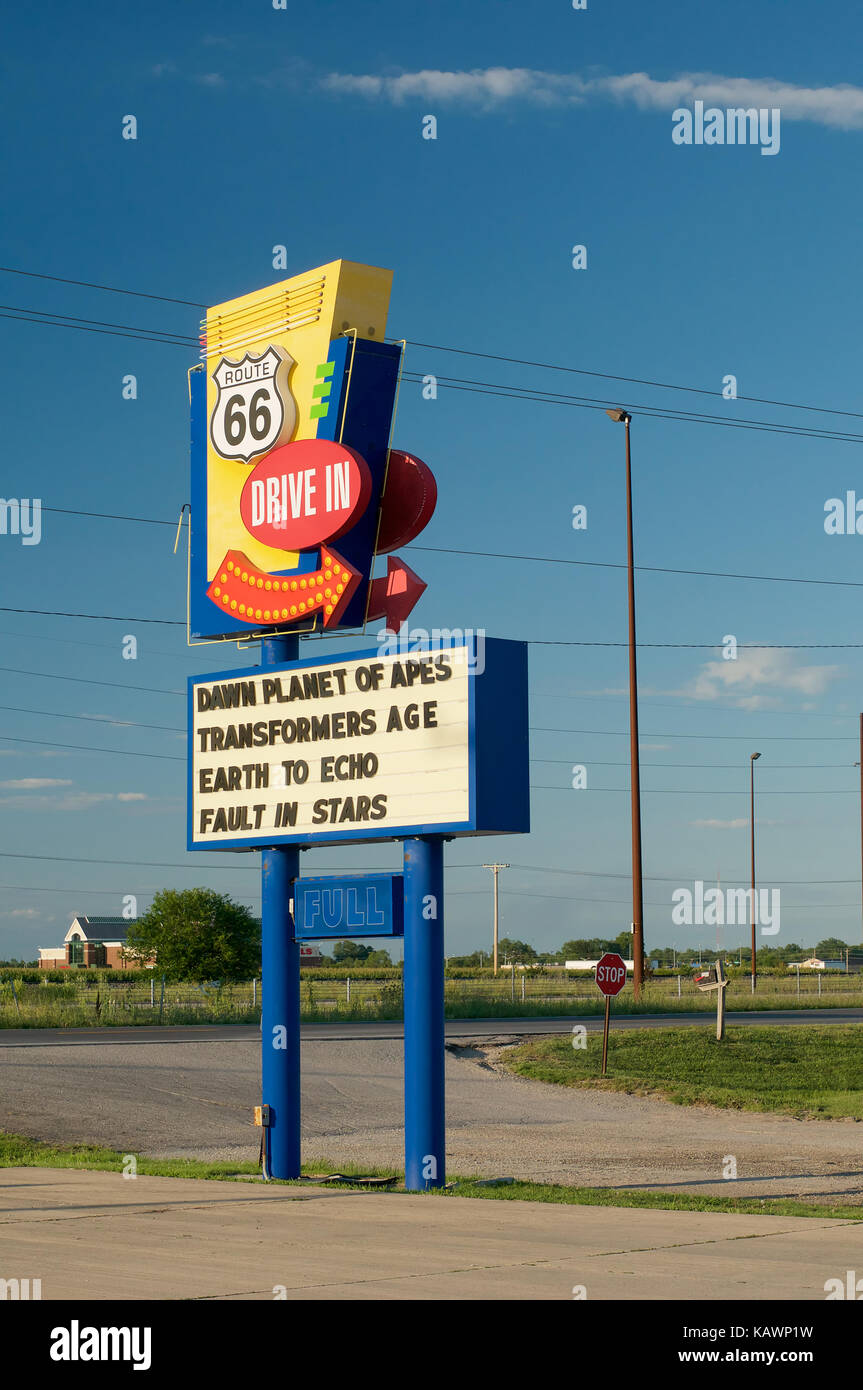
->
0, 705, 183, 733
31, 502, 863, 596
533, 784, 858, 794
0, 265, 205, 307
0, 310, 198, 349
400, 371, 863, 446
534, 726, 856, 742
534, 758, 854, 769
0, 303, 196, 345
0, 735, 184, 761
0, 665, 182, 695
0, 607, 184, 627
407, 544, 863, 592
4, 290, 863, 445
401, 338, 863, 424
1, 265, 855, 422
0, 848, 853, 888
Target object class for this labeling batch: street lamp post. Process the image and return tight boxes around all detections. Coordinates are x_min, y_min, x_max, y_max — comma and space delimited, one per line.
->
750, 752, 761, 990
606, 407, 644, 1001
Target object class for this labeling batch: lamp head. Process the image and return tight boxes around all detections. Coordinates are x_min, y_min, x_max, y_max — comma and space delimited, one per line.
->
606, 407, 631, 424
751, 752, 761, 761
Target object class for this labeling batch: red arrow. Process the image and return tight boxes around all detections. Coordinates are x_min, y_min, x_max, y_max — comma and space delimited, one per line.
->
207, 545, 361, 630
366, 555, 427, 629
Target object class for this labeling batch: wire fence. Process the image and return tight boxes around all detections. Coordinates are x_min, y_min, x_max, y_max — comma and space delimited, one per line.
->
0, 969, 861, 1027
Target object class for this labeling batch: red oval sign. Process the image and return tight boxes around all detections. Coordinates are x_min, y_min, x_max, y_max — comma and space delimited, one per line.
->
240, 439, 372, 552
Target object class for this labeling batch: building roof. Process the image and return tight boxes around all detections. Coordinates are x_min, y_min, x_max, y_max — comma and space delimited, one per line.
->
65, 915, 131, 943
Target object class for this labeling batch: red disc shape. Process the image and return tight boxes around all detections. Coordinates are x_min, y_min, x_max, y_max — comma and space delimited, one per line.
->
595, 952, 627, 996
376, 450, 437, 555
240, 438, 372, 552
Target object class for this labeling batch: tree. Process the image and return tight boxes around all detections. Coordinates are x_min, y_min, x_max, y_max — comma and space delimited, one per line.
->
815, 938, 849, 960
365, 949, 393, 968
498, 938, 536, 962
332, 940, 372, 963
124, 888, 260, 981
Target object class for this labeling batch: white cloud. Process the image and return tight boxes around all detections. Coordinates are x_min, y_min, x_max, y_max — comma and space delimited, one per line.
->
0, 778, 73, 789
692, 817, 782, 828
0, 791, 149, 811
687, 648, 842, 711
320, 67, 863, 130
0, 907, 41, 918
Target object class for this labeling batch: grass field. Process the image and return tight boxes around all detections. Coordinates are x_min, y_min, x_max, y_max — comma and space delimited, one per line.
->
2, 1131, 861, 1220
503, 1024, 863, 1119
1, 971, 862, 1028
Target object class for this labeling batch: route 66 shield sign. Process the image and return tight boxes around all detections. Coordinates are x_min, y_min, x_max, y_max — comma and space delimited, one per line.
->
209, 345, 297, 464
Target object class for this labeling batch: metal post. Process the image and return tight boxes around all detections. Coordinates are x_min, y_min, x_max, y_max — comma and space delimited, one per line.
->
716, 957, 726, 1041
601, 995, 611, 1076
403, 836, 445, 1190
622, 416, 644, 1000
260, 633, 301, 1180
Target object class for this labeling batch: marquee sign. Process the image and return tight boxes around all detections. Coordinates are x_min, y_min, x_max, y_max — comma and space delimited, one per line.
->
190, 259, 437, 641
187, 637, 529, 849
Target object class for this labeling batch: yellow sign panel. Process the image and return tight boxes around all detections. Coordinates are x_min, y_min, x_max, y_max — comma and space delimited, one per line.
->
202, 260, 392, 589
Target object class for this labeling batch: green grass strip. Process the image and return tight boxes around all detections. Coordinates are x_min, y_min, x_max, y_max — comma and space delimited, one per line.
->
503, 1024, 863, 1119
2, 1132, 862, 1220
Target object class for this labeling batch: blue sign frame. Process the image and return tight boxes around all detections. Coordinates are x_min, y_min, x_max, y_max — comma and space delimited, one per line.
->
293, 873, 404, 940
186, 635, 529, 850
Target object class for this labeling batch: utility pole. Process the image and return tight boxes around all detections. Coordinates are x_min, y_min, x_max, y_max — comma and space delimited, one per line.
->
750, 752, 761, 992
857, 714, 863, 946
482, 863, 509, 976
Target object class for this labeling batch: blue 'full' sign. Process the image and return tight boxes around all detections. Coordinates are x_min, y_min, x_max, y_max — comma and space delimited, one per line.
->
293, 873, 404, 940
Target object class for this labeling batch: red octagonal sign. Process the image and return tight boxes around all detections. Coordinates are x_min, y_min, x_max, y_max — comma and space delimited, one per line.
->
595, 952, 627, 997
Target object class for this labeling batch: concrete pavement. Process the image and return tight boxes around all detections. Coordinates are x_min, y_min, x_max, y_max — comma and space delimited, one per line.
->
2, 1167, 860, 1300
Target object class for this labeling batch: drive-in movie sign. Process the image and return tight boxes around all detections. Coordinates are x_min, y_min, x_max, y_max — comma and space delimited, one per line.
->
188, 638, 528, 847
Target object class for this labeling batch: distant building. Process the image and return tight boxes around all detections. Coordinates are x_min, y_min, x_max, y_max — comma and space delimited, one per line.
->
789, 957, 825, 971
38, 916, 148, 970
564, 959, 635, 972
299, 944, 323, 967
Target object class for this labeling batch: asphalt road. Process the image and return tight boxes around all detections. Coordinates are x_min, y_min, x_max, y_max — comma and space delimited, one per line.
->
2, 1013, 863, 1203
1, 1007, 860, 1047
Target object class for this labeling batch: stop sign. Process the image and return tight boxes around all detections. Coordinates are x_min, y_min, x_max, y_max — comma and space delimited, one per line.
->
595, 952, 627, 997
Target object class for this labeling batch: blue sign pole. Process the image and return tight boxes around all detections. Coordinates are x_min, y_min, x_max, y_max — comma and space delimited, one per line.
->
260, 634, 301, 1179
403, 836, 445, 1190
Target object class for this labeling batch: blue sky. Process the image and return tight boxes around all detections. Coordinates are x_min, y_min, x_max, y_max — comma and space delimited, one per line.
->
3, 0, 863, 959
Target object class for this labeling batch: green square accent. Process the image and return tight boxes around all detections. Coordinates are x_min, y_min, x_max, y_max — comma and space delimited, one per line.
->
310, 403, 329, 419
312, 382, 331, 399
315, 361, 335, 379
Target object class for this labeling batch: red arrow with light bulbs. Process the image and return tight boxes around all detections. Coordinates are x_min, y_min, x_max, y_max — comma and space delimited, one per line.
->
207, 545, 361, 629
